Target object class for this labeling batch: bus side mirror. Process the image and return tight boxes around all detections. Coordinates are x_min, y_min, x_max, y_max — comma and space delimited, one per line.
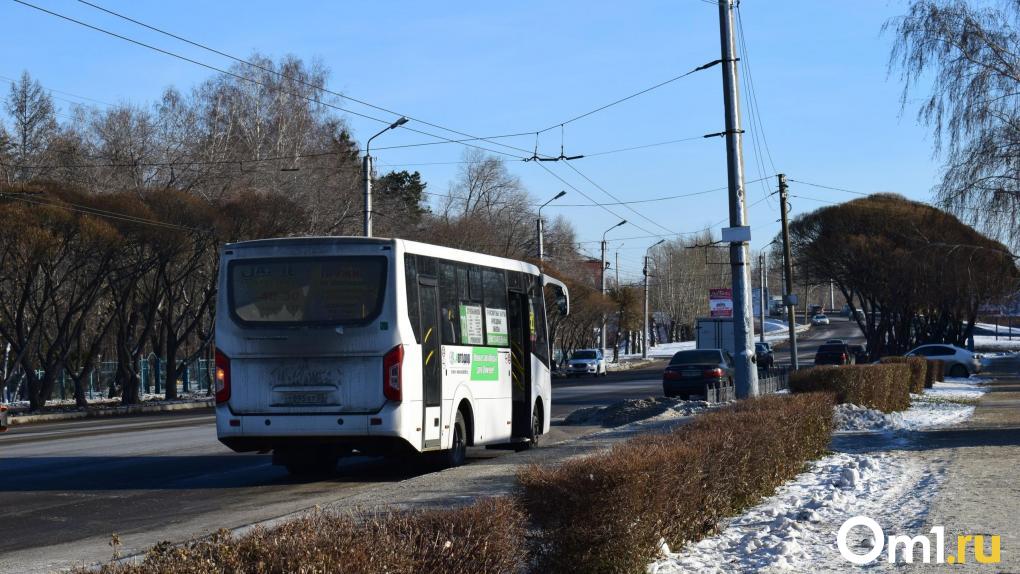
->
555, 290, 568, 316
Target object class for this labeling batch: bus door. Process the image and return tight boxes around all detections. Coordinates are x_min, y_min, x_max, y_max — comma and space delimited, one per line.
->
418, 279, 443, 449
508, 285, 532, 439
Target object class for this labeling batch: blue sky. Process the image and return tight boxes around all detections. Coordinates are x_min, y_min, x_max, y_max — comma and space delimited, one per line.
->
1, 0, 937, 282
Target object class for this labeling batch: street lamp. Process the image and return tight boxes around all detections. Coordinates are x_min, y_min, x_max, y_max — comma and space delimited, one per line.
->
363, 116, 409, 237
600, 220, 627, 354
643, 239, 666, 358
537, 190, 567, 267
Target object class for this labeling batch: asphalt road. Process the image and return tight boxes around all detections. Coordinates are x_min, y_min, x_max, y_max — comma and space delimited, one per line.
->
772, 315, 865, 367
0, 366, 664, 572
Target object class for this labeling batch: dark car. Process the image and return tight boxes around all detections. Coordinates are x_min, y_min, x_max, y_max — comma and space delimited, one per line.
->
663, 349, 735, 399
755, 342, 775, 370
814, 342, 852, 365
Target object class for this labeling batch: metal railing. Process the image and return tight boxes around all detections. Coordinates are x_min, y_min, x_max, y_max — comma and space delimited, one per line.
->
2, 357, 214, 404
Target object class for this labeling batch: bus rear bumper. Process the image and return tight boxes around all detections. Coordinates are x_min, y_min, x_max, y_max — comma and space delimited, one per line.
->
216, 404, 418, 456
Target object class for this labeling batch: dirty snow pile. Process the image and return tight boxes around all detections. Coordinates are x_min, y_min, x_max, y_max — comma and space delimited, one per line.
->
650, 452, 938, 574
563, 397, 709, 427
832, 378, 987, 433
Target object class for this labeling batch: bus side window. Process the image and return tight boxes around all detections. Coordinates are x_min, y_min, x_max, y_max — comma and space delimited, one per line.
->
529, 278, 550, 366
404, 255, 421, 342
483, 268, 508, 347
438, 261, 460, 344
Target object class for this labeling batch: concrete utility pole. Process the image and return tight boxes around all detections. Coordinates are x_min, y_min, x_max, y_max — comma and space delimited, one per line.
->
717, 0, 759, 398
829, 279, 835, 312
537, 191, 567, 266
643, 239, 665, 359
759, 253, 766, 343
363, 117, 408, 237
600, 220, 626, 355
778, 174, 799, 369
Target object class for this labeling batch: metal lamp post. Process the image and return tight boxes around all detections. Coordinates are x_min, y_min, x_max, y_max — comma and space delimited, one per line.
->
363, 116, 409, 237
643, 239, 666, 358
600, 220, 627, 355
537, 190, 567, 267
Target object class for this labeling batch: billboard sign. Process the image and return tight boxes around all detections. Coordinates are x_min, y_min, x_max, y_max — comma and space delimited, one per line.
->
710, 288, 733, 318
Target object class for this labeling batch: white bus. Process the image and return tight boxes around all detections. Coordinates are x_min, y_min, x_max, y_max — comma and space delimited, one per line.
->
214, 237, 568, 475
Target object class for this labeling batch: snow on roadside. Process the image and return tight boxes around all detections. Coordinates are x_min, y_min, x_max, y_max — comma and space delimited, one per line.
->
832, 377, 987, 433
973, 337, 1020, 351
650, 452, 936, 573
649, 377, 988, 573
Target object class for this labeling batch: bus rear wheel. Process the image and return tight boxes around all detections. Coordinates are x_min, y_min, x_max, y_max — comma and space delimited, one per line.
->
514, 405, 543, 452
440, 411, 467, 468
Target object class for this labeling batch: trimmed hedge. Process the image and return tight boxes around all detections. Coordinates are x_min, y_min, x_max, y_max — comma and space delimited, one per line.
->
879, 356, 928, 394
516, 393, 835, 574
789, 364, 912, 412
78, 497, 527, 574
925, 360, 944, 388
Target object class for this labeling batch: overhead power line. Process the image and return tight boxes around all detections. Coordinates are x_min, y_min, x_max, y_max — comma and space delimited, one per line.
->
0, 192, 201, 232
536, 59, 723, 134
73, 0, 546, 158
12, 0, 538, 161
787, 179, 871, 196
561, 161, 677, 235
583, 136, 705, 158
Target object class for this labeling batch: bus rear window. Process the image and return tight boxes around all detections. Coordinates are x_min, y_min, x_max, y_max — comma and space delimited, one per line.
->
229, 256, 387, 325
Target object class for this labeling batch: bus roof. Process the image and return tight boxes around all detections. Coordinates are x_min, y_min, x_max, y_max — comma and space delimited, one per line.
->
224, 236, 543, 276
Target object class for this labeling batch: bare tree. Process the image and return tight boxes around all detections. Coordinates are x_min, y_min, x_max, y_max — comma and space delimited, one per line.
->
4, 71, 57, 183
889, 1, 1020, 249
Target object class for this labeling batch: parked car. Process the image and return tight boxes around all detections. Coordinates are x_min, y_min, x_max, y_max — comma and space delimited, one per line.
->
755, 342, 775, 370
848, 343, 869, 364
905, 344, 983, 377
0, 404, 7, 433
566, 349, 607, 377
809, 304, 823, 316
815, 342, 852, 365
811, 314, 830, 326
662, 349, 734, 399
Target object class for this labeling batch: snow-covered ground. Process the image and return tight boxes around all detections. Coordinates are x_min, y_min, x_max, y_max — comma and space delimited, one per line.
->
973, 336, 1020, 351
833, 377, 987, 432
649, 377, 987, 573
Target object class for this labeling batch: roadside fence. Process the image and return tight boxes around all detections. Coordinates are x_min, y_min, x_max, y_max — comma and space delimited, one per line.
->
1, 357, 214, 404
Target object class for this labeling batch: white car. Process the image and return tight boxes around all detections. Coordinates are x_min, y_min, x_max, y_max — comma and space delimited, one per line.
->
811, 314, 830, 326
905, 344, 983, 377
566, 349, 607, 377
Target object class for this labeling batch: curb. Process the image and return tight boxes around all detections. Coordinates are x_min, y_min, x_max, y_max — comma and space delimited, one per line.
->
7, 399, 214, 426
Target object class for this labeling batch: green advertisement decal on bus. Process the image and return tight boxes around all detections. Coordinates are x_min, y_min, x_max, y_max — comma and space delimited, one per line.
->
470, 347, 499, 381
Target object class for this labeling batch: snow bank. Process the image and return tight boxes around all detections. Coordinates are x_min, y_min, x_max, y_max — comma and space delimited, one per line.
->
650, 451, 935, 573
832, 378, 986, 433
563, 397, 710, 427
973, 337, 1020, 351
651, 376, 988, 573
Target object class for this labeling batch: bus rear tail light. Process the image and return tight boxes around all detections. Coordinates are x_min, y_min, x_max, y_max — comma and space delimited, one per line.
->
215, 348, 231, 404
703, 368, 725, 379
383, 345, 403, 402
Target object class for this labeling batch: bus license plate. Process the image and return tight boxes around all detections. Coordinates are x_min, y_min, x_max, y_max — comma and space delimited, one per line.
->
281, 391, 329, 405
